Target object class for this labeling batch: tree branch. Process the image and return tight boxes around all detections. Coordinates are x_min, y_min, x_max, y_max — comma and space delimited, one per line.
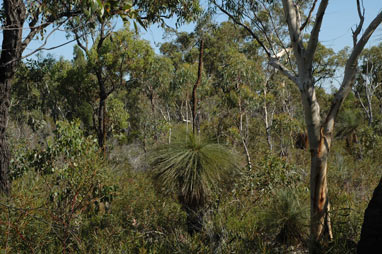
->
212, 0, 272, 57
1, 24, 86, 67
282, 0, 305, 60
324, 9, 382, 133
269, 57, 298, 84
300, 0, 318, 31
21, 10, 81, 51
352, 0, 365, 47
261, 2, 295, 74
21, 37, 79, 59
306, 0, 329, 64
73, 27, 89, 55
21, 20, 55, 51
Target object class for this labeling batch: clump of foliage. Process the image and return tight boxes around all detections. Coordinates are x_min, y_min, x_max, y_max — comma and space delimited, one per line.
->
10, 120, 101, 178
1, 120, 117, 253
260, 189, 308, 246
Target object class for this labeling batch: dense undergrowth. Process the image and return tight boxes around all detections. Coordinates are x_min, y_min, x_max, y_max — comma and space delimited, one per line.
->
0, 120, 377, 254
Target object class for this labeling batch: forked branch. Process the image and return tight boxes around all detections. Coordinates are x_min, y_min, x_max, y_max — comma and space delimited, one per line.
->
324, 8, 382, 133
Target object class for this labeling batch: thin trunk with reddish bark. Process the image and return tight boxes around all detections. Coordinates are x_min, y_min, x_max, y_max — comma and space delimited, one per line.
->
191, 40, 204, 134
97, 98, 107, 152
96, 77, 108, 154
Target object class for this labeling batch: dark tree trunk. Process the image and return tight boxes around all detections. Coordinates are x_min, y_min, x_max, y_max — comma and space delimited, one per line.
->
0, 80, 11, 194
191, 39, 204, 134
357, 178, 382, 254
95, 65, 109, 154
97, 94, 107, 153
0, 0, 26, 194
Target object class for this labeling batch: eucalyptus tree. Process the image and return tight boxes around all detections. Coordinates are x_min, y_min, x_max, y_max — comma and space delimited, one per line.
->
0, 0, 110, 194
190, 14, 217, 134
212, 0, 382, 250
11, 54, 71, 125
134, 55, 175, 143
354, 44, 382, 126
214, 46, 261, 168
69, 0, 201, 151
160, 32, 199, 131
57, 46, 98, 129
73, 25, 154, 151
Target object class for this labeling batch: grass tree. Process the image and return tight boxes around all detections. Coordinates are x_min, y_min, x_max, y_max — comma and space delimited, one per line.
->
150, 131, 239, 234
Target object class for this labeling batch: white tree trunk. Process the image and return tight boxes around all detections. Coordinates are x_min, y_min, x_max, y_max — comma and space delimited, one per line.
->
214, 0, 382, 252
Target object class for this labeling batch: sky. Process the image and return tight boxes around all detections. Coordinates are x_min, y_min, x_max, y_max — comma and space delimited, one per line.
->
12, 1, 382, 60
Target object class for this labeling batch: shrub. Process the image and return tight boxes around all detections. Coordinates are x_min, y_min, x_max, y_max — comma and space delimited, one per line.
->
260, 189, 308, 246
1, 120, 117, 253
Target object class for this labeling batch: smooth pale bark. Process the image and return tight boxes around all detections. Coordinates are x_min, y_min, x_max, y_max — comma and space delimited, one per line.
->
263, 84, 273, 151
158, 106, 173, 144
282, 1, 382, 250
239, 102, 252, 170
214, 0, 382, 250
282, 0, 332, 245
355, 88, 373, 126
242, 137, 252, 171
298, 74, 333, 247
355, 64, 379, 126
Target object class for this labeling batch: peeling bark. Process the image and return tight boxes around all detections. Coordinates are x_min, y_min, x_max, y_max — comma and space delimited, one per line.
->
215, 0, 382, 252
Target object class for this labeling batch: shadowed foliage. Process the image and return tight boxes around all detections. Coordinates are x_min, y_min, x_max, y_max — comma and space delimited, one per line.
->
358, 178, 382, 253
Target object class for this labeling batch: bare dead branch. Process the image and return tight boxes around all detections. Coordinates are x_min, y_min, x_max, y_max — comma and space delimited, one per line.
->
324, 9, 382, 133
352, 0, 365, 47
